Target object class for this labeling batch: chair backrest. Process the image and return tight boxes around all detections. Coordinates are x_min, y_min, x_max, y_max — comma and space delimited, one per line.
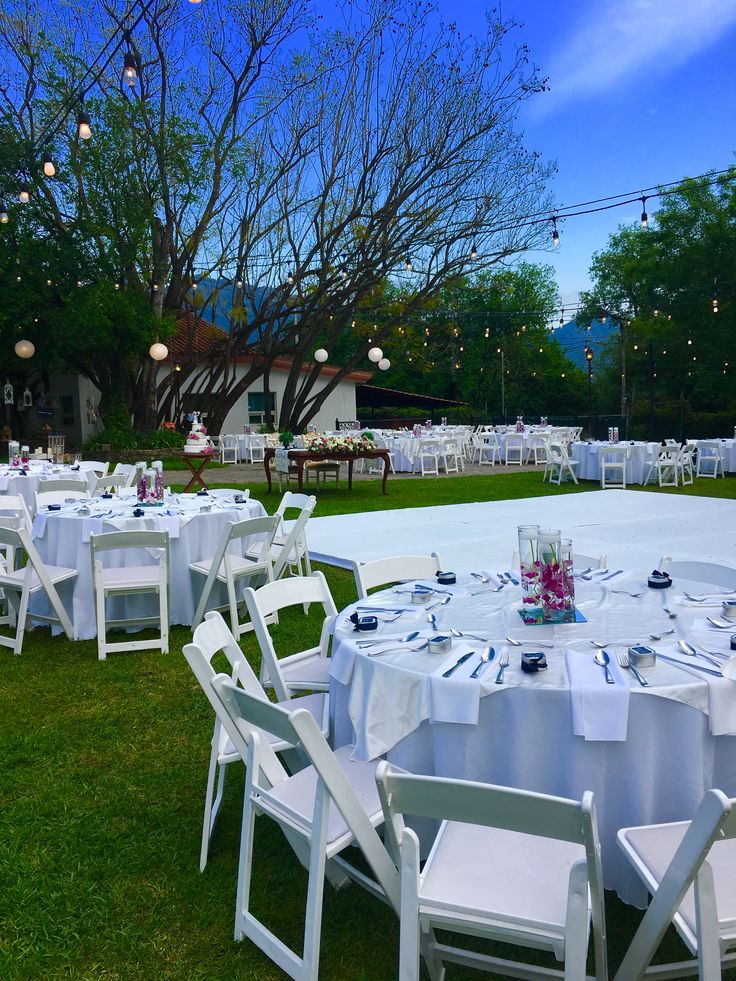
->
376, 762, 605, 969
274, 491, 315, 520
0, 523, 63, 591
36, 478, 87, 494
35, 489, 88, 508
79, 460, 110, 477
659, 559, 736, 589
250, 434, 266, 448
112, 463, 135, 485
209, 674, 401, 910
0, 494, 32, 531
93, 474, 127, 495
243, 572, 337, 702
352, 553, 443, 599
90, 528, 170, 556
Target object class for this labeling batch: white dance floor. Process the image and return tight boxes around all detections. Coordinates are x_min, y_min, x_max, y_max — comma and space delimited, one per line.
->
308, 490, 736, 571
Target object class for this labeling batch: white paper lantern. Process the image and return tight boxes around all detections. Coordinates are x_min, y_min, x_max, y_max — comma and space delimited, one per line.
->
368, 346, 383, 363
378, 357, 391, 371
149, 342, 169, 361
14, 339, 35, 359
314, 348, 329, 363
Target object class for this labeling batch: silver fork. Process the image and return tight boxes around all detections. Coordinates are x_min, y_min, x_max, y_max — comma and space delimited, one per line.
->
611, 588, 643, 598
450, 627, 488, 642
649, 629, 676, 641
663, 607, 678, 619
616, 650, 649, 686
495, 647, 510, 684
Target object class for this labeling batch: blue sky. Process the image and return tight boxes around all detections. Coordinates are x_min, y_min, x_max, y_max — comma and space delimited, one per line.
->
441, 0, 736, 308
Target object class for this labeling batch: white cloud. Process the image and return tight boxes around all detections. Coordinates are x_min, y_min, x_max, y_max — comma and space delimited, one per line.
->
537, 0, 736, 112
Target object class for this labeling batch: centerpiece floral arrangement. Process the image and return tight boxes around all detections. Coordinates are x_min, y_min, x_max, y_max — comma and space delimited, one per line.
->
303, 433, 374, 454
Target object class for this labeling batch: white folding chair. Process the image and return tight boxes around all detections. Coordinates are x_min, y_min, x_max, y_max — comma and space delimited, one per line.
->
78, 460, 110, 479
269, 492, 315, 577
92, 474, 129, 496
0, 494, 32, 533
218, 435, 239, 464
504, 433, 527, 466
352, 552, 443, 600
415, 440, 440, 476
658, 559, 736, 590
614, 789, 736, 980
90, 529, 170, 660
183, 611, 329, 871
442, 438, 462, 474
644, 446, 679, 488
0, 524, 77, 654
248, 434, 266, 464
190, 514, 280, 637
600, 445, 629, 489
547, 443, 579, 485
112, 463, 136, 486
696, 440, 724, 478
208, 674, 401, 981
529, 432, 551, 465
35, 487, 89, 510
243, 572, 336, 699
245, 497, 316, 581
376, 763, 608, 981
677, 443, 696, 486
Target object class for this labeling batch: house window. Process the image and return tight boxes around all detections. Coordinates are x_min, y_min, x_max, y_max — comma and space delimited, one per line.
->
247, 391, 276, 425
61, 395, 75, 426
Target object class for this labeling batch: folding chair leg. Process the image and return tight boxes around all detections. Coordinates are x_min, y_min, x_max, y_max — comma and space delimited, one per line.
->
14, 585, 31, 656
399, 832, 423, 981
301, 788, 330, 981
200, 743, 225, 871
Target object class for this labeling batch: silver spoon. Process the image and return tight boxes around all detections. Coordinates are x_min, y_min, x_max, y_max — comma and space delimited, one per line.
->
506, 636, 554, 649
590, 639, 613, 649
427, 611, 437, 629
707, 617, 735, 629
357, 630, 419, 648
649, 628, 676, 641
471, 572, 490, 583
594, 648, 615, 683
678, 639, 722, 669
496, 572, 509, 585
450, 627, 488, 642
470, 645, 495, 679
663, 607, 678, 619
611, 588, 643, 598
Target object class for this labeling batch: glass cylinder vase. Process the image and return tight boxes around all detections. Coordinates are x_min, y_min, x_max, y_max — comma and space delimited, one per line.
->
537, 528, 564, 623
517, 524, 541, 624
560, 538, 576, 622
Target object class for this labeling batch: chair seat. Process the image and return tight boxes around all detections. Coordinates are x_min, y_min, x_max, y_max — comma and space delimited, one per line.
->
218, 691, 328, 760
246, 541, 304, 565
258, 744, 382, 846
620, 821, 736, 952
420, 821, 587, 934
280, 655, 332, 689
98, 566, 163, 591
190, 554, 267, 580
0, 565, 77, 591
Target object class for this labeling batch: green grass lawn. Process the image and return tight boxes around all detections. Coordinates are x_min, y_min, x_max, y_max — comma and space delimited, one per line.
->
2, 473, 736, 979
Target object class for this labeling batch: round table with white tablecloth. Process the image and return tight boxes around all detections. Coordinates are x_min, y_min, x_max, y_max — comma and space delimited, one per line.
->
329, 568, 736, 905
695, 438, 736, 473
0, 462, 94, 512
31, 493, 266, 639
571, 440, 661, 484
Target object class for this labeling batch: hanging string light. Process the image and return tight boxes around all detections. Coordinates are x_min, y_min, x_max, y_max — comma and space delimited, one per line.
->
640, 195, 648, 229
558, 306, 565, 327
470, 243, 478, 260
0, 203, 8, 224
123, 52, 138, 87
235, 269, 244, 289
405, 257, 412, 272
551, 217, 560, 247
712, 278, 719, 314
19, 184, 30, 203
287, 269, 294, 286
42, 152, 56, 177
77, 106, 92, 140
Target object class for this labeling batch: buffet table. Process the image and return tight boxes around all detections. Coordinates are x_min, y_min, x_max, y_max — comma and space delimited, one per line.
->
329, 568, 736, 904
263, 447, 391, 493
31, 493, 266, 638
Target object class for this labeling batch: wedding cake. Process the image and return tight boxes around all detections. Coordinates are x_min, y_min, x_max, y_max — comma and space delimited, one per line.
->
184, 413, 212, 455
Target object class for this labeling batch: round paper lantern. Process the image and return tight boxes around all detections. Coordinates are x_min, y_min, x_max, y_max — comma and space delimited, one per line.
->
314, 348, 329, 363
368, 346, 383, 363
14, 339, 35, 359
149, 342, 169, 361
378, 357, 391, 371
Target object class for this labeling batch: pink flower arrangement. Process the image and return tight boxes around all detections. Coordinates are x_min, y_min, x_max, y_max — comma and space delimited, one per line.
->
303, 434, 373, 454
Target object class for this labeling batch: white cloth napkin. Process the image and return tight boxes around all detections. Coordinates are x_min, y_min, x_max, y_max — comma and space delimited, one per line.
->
428, 644, 480, 725
565, 648, 630, 741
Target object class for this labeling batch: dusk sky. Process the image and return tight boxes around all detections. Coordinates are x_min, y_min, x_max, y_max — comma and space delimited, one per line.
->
445, 0, 736, 309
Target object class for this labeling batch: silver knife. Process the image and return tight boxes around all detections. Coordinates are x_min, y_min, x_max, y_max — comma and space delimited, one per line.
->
655, 652, 722, 678
470, 645, 495, 679
505, 571, 520, 586
442, 650, 475, 678
601, 569, 623, 581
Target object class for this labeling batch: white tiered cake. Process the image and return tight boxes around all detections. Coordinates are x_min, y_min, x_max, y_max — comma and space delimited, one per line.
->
184, 413, 212, 455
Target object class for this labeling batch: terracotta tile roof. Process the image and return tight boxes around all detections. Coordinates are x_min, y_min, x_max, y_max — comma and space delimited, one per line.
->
170, 311, 372, 383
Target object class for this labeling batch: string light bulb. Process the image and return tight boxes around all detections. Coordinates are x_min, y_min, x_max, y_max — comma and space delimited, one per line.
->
405, 257, 412, 272
149, 342, 168, 361
470, 243, 478, 260
368, 347, 383, 363
314, 348, 329, 363
77, 108, 92, 140
191, 271, 199, 290
19, 184, 30, 204
235, 270, 244, 289
287, 269, 294, 286
640, 195, 648, 229
42, 152, 56, 177
551, 217, 559, 247
558, 307, 565, 327
0, 203, 8, 223
123, 51, 137, 87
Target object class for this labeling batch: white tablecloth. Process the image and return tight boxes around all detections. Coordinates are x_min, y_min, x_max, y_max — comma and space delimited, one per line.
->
31, 494, 266, 639
329, 570, 736, 904
571, 441, 660, 484
0, 463, 94, 512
